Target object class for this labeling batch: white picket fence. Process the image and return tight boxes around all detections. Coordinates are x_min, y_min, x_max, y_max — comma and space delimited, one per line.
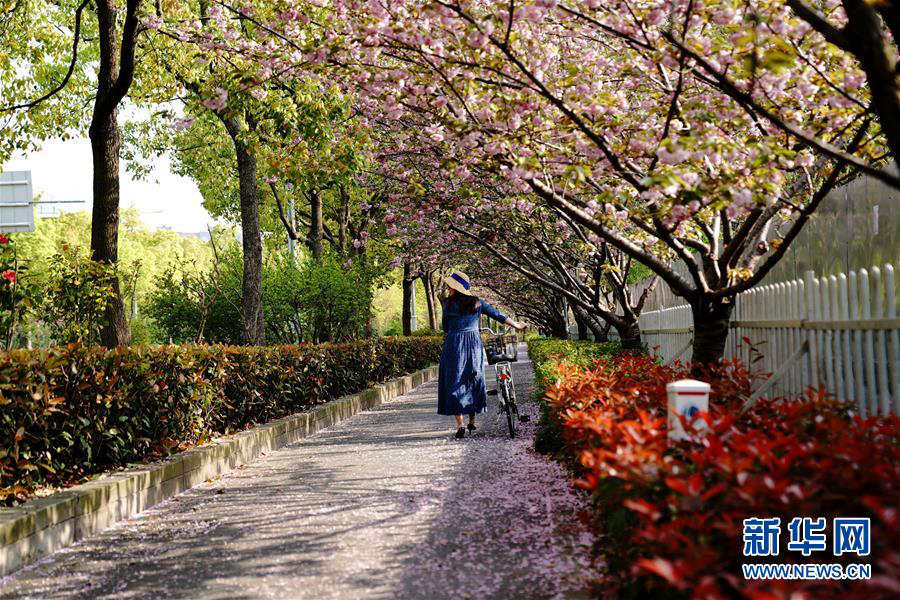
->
639, 262, 900, 417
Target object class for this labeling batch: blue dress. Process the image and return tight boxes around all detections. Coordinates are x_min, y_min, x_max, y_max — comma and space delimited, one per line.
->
438, 298, 508, 416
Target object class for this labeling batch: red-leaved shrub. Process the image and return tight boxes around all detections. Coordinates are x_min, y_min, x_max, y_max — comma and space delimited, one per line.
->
541, 351, 899, 599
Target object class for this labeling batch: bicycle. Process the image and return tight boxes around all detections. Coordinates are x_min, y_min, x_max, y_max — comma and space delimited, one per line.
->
483, 327, 525, 438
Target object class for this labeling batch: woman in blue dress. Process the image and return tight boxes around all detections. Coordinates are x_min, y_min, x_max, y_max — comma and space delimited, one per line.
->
438, 271, 526, 438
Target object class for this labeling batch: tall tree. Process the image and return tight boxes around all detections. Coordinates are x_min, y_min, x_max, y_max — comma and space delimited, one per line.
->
421, 270, 439, 331
135, 2, 291, 344
222, 114, 264, 343
89, 0, 143, 346
305, 187, 324, 260
2, 0, 146, 346
401, 262, 414, 336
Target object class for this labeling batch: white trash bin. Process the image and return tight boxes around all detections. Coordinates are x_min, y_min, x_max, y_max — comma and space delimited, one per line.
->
666, 379, 711, 442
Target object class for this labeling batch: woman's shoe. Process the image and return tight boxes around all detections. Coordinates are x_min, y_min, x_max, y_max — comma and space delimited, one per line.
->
467, 423, 477, 434
455, 427, 466, 439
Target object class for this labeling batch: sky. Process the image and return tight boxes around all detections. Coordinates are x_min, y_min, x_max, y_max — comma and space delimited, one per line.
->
3, 138, 216, 233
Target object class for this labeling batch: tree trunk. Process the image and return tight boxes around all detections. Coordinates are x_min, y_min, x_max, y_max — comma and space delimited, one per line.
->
585, 314, 611, 342
572, 307, 589, 340
546, 298, 569, 338
614, 319, 642, 351
596, 321, 612, 342
402, 263, 414, 336
338, 186, 350, 255
223, 117, 264, 345
337, 210, 348, 255
841, 0, 900, 163
690, 296, 735, 366
308, 189, 324, 260
88, 0, 142, 348
549, 320, 569, 339
422, 273, 438, 330
89, 108, 130, 347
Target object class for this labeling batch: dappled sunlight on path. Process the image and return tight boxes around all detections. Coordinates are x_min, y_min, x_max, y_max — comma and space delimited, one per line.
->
0, 346, 601, 599
389, 356, 601, 599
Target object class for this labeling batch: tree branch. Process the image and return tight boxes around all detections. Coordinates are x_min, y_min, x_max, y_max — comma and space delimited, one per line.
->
786, 0, 852, 51
0, 0, 90, 112
269, 181, 300, 240
661, 29, 900, 190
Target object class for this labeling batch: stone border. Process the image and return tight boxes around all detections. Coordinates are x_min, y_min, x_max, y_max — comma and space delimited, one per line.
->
0, 365, 438, 577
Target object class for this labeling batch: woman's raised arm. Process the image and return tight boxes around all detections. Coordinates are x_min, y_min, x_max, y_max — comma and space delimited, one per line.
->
480, 300, 526, 330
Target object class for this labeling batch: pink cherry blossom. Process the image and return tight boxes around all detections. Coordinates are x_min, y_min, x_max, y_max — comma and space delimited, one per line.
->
201, 88, 228, 112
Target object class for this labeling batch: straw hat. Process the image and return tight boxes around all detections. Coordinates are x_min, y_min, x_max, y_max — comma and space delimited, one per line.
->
443, 271, 476, 296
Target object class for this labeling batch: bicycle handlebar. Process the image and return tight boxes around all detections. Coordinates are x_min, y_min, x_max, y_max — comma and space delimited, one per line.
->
480, 326, 516, 335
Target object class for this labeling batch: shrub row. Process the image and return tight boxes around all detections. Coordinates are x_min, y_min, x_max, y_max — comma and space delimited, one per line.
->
0, 337, 442, 504
528, 340, 899, 599
526, 338, 624, 456
528, 337, 623, 394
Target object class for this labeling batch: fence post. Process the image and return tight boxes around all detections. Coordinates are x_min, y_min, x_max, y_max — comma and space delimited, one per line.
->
804, 270, 819, 390
860, 269, 877, 417
655, 300, 661, 358
838, 274, 854, 405
822, 276, 836, 392
828, 276, 843, 401
791, 280, 802, 394
886, 264, 899, 417
872, 267, 890, 416
849, 270, 866, 416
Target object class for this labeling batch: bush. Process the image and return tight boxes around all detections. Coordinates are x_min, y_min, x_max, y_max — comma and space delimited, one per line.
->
147, 249, 376, 344
38, 245, 118, 346
533, 347, 900, 598
527, 338, 624, 455
382, 321, 403, 337
0, 336, 442, 504
294, 255, 374, 342
145, 256, 228, 344
527, 337, 619, 364
127, 313, 155, 346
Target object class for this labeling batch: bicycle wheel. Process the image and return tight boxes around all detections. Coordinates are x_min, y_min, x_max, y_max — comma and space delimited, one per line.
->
501, 369, 516, 438
502, 364, 519, 414
505, 402, 516, 437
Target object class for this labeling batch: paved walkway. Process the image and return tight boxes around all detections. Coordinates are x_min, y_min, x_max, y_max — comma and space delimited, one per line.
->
0, 348, 601, 599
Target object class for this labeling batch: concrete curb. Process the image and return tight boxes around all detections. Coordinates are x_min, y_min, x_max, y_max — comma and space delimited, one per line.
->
0, 365, 438, 577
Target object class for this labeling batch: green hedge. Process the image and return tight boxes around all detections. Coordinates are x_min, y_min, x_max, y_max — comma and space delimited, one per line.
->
528, 338, 624, 394
0, 337, 442, 503
527, 338, 624, 456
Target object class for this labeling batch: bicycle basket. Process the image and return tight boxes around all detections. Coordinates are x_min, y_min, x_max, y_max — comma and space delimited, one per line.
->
485, 334, 519, 365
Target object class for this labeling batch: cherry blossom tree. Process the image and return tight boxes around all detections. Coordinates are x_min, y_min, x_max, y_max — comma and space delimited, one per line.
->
449, 203, 656, 348
299, 0, 897, 363
762, 1, 898, 164
364, 124, 656, 346
468, 261, 572, 337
